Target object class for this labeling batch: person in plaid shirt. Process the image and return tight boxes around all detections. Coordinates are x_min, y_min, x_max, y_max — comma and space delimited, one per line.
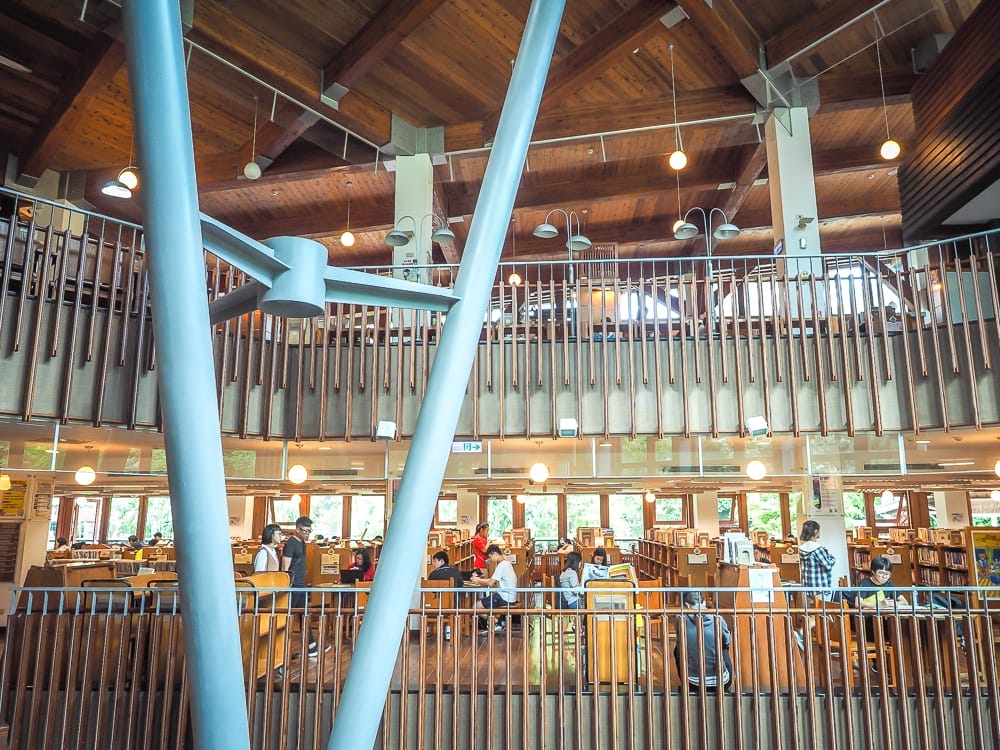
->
798, 520, 836, 599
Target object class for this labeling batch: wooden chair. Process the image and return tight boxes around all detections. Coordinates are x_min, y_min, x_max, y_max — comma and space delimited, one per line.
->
420, 579, 459, 640
636, 579, 665, 641
236, 572, 290, 680
812, 598, 896, 688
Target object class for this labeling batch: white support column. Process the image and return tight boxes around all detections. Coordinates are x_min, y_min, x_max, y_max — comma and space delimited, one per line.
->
691, 490, 720, 538
933, 491, 971, 528
394, 154, 434, 283
766, 108, 826, 321
799, 476, 851, 586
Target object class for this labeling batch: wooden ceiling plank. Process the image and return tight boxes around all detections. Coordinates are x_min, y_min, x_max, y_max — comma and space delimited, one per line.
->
765, 0, 880, 67
674, 0, 760, 80
17, 33, 125, 184
322, 0, 447, 95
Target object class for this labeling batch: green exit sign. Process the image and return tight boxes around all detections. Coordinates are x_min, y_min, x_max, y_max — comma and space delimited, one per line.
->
451, 441, 483, 454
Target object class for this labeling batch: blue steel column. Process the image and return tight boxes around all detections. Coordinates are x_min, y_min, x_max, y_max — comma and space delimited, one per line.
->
121, 3, 250, 749
328, 1, 566, 748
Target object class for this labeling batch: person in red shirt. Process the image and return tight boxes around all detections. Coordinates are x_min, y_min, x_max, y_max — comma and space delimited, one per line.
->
346, 548, 376, 581
472, 522, 490, 575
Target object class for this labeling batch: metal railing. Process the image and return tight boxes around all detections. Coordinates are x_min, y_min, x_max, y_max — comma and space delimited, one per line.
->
2, 186, 1000, 438
2, 584, 998, 748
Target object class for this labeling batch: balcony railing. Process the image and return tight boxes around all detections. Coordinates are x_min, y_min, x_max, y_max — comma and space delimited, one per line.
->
2, 584, 998, 748
2, 186, 999, 437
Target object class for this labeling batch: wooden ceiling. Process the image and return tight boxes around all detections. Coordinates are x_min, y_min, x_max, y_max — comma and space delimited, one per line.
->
0, 0, 983, 268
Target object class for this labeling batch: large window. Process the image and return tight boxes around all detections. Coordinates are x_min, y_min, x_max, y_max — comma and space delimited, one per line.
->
565, 494, 600, 539
48, 497, 60, 546
310, 495, 344, 539
106, 495, 140, 541
654, 496, 685, 524
608, 494, 644, 541
436, 496, 458, 527
143, 496, 174, 540
486, 496, 513, 535
746, 492, 783, 537
350, 495, 385, 539
73, 498, 101, 543
522, 495, 558, 540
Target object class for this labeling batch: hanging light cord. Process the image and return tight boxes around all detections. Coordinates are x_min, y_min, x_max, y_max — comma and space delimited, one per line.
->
874, 26, 891, 140
250, 95, 259, 161
669, 44, 684, 152
345, 182, 352, 230
675, 170, 682, 221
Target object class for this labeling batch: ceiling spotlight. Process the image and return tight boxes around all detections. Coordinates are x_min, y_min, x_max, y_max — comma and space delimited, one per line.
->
287, 463, 308, 484
528, 462, 549, 484
75, 465, 97, 486
745, 459, 767, 481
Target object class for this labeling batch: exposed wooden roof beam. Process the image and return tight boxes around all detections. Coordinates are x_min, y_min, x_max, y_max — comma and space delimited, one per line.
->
189, 0, 391, 146
674, 0, 761, 80
766, 0, 882, 67
17, 34, 125, 185
542, 0, 677, 109
816, 70, 916, 113
223, 203, 394, 241
721, 141, 768, 219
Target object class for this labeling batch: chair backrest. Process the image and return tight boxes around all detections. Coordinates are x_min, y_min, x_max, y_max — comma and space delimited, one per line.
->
812, 596, 853, 652
420, 578, 455, 612
356, 581, 372, 610
636, 579, 664, 612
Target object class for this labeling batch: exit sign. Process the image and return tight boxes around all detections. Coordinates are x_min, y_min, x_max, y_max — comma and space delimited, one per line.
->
451, 441, 483, 454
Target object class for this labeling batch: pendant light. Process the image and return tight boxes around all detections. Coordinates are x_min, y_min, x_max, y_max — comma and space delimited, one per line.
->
243, 95, 262, 180
667, 44, 687, 171
101, 125, 135, 199
745, 459, 767, 481
875, 27, 900, 161
340, 181, 356, 247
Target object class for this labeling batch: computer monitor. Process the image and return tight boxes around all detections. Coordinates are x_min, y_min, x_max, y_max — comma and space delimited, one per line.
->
341, 569, 364, 585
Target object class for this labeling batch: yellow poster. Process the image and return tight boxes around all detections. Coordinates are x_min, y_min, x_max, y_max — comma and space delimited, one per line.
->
0, 482, 26, 517
972, 530, 1000, 599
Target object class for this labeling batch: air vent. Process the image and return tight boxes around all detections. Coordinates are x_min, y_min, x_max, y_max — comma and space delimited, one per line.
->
662, 465, 741, 473
474, 467, 523, 475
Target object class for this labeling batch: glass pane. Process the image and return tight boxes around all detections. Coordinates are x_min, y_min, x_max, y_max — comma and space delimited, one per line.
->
487, 496, 513, 535
655, 497, 684, 523
608, 494, 644, 542
310, 495, 344, 540
74, 498, 100, 543
746, 492, 783, 537
271, 498, 301, 524
106, 495, 140, 542
843, 491, 867, 527
437, 497, 458, 525
522, 495, 558, 540
144, 496, 174, 540
566, 494, 600, 538
789, 492, 801, 537
350, 495, 385, 539
48, 497, 60, 547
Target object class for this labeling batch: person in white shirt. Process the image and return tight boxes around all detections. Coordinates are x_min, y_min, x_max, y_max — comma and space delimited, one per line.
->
253, 524, 283, 572
468, 545, 518, 633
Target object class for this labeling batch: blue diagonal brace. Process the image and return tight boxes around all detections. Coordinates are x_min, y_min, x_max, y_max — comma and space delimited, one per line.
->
327, 1, 566, 748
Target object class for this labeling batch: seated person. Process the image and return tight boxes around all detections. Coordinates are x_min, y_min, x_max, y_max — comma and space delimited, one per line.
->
857, 556, 908, 642
673, 591, 732, 691
147, 532, 164, 547
590, 548, 609, 566
126, 535, 141, 550
558, 552, 583, 609
346, 548, 376, 582
468, 545, 518, 633
53, 537, 71, 553
427, 551, 464, 588
132, 540, 146, 561
555, 537, 575, 554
